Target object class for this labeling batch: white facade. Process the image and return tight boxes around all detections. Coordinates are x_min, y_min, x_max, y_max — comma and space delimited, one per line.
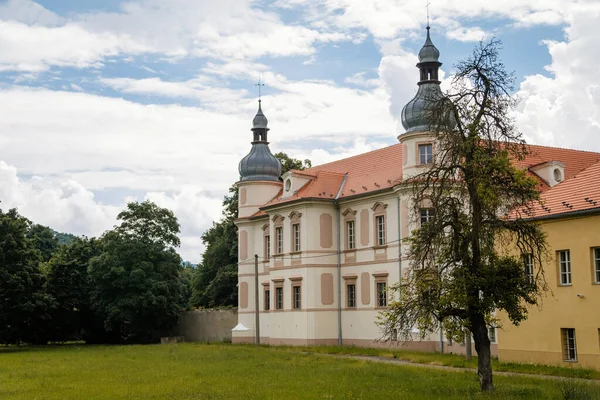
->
232, 131, 480, 353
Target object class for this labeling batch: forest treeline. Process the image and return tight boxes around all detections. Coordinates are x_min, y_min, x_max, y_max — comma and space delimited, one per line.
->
0, 152, 309, 345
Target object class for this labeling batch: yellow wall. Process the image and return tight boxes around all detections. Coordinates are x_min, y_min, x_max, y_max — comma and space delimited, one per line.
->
498, 213, 600, 368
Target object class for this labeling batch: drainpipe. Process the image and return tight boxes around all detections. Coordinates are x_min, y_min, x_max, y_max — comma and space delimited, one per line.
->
335, 173, 348, 347
396, 196, 403, 299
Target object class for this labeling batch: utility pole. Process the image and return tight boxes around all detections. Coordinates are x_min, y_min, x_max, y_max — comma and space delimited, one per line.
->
465, 331, 472, 361
255, 254, 260, 345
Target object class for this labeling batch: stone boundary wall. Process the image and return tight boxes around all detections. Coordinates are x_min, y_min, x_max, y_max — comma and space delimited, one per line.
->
173, 309, 237, 343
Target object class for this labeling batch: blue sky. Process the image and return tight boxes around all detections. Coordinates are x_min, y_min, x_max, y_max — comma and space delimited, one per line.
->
0, 0, 599, 261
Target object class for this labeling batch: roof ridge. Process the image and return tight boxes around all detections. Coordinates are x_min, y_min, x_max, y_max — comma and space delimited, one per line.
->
526, 142, 600, 156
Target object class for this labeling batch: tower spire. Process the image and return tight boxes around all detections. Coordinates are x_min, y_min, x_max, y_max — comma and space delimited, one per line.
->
239, 87, 282, 182
400, 25, 444, 133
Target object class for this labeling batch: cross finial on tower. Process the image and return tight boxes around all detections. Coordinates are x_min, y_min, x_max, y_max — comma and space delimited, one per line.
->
255, 74, 265, 100
426, 0, 431, 28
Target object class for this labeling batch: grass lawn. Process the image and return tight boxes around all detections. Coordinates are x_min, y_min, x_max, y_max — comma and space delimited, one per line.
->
278, 345, 600, 380
0, 343, 598, 399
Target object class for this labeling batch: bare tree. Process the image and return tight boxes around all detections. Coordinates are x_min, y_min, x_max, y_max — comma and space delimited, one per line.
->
377, 40, 549, 392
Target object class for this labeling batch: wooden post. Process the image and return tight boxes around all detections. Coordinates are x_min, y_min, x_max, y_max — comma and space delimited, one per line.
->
255, 254, 260, 345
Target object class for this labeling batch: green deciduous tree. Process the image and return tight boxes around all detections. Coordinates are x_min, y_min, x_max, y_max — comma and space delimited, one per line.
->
377, 40, 548, 392
190, 153, 310, 308
88, 201, 183, 343
45, 237, 102, 342
27, 224, 59, 263
0, 208, 54, 344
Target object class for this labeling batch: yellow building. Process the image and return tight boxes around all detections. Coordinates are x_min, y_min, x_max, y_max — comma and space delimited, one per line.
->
498, 160, 600, 368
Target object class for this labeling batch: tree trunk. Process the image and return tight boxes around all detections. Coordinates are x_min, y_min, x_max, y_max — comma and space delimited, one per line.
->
471, 313, 494, 392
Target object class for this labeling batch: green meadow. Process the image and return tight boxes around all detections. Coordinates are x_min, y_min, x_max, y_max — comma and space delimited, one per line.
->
1, 343, 598, 399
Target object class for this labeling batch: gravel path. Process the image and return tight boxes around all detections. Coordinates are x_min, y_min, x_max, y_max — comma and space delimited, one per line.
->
312, 352, 600, 384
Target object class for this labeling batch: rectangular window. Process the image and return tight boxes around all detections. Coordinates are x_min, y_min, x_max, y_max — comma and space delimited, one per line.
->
275, 287, 283, 310
523, 253, 534, 282
488, 327, 496, 343
265, 235, 271, 260
376, 215, 386, 246
419, 208, 435, 225
593, 248, 600, 284
292, 285, 301, 309
377, 281, 387, 307
292, 223, 301, 252
276, 227, 283, 254
561, 328, 577, 361
419, 143, 433, 164
558, 250, 571, 285
347, 284, 356, 308
347, 221, 355, 249
264, 289, 270, 311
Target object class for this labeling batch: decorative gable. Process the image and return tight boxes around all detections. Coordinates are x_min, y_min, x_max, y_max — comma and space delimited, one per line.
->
281, 170, 315, 199
530, 160, 566, 188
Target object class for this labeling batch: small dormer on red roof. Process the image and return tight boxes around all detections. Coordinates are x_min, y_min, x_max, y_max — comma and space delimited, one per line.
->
281, 170, 316, 199
529, 160, 566, 188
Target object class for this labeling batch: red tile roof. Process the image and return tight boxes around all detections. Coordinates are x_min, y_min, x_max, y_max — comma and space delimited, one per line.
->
264, 170, 346, 207
514, 160, 600, 219
254, 141, 600, 212
517, 144, 600, 186
263, 143, 404, 208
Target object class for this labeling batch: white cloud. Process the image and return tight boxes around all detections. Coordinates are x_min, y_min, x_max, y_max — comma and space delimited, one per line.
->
514, 3, 600, 151
0, 161, 120, 237
276, 0, 576, 41
0, 20, 148, 71
344, 72, 379, 87
0, 86, 247, 189
0, 161, 222, 262
0, 79, 396, 258
0, 0, 355, 72
100, 77, 248, 104
445, 26, 488, 42
0, 0, 62, 25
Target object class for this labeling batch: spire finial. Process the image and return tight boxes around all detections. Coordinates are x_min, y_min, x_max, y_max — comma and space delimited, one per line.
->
255, 74, 265, 101
426, 0, 430, 28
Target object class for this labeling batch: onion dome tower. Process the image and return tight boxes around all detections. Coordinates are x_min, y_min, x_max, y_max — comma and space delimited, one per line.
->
398, 26, 445, 180
237, 100, 283, 219
239, 100, 282, 182
400, 26, 444, 133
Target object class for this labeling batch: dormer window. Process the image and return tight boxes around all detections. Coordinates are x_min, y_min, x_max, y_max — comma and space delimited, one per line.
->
553, 168, 563, 182
529, 160, 565, 188
419, 143, 433, 164
280, 171, 316, 199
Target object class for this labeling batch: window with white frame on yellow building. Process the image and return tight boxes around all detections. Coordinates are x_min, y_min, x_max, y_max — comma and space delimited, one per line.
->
558, 250, 571, 285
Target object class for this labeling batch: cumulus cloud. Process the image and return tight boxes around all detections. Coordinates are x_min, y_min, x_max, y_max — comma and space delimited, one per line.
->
100, 77, 248, 104
0, 161, 222, 262
0, 20, 148, 71
0, 80, 395, 258
275, 0, 574, 40
0, 0, 356, 72
0, 0, 62, 25
445, 26, 488, 42
514, 3, 600, 150
0, 161, 120, 236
